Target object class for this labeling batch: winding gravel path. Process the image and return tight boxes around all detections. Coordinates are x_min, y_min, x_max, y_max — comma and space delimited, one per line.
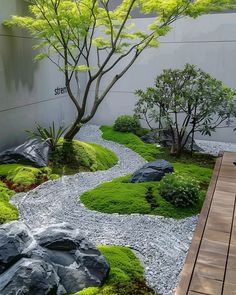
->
11, 125, 198, 295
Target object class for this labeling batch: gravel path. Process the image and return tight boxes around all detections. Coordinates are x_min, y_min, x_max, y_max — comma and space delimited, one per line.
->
196, 139, 236, 156
11, 125, 198, 295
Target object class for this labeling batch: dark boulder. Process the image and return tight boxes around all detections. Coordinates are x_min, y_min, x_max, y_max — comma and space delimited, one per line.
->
0, 258, 61, 295
0, 139, 50, 167
141, 130, 159, 144
0, 222, 110, 295
0, 221, 34, 274
141, 129, 203, 152
131, 160, 174, 183
158, 130, 203, 152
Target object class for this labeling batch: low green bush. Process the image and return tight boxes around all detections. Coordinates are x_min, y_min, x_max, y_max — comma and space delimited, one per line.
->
74, 246, 155, 295
113, 115, 140, 133
159, 174, 200, 208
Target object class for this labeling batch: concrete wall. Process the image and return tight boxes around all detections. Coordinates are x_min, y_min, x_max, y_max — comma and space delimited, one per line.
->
88, 13, 236, 142
1, 2, 236, 147
0, 0, 75, 151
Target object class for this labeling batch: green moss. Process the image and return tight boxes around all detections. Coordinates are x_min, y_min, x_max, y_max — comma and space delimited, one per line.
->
0, 181, 18, 224
81, 162, 212, 219
100, 126, 215, 168
74, 246, 155, 295
50, 139, 118, 175
0, 164, 53, 188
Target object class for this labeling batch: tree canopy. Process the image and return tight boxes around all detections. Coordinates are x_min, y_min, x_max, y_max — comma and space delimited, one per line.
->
5, 0, 236, 140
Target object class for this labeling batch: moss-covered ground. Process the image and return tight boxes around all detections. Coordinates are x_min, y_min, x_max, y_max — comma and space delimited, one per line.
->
0, 139, 118, 224
81, 166, 211, 219
80, 126, 215, 218
74, 246, 155, 295
100, 126, 215, 168
50, 139, 118, 175
0, 181, 18, 224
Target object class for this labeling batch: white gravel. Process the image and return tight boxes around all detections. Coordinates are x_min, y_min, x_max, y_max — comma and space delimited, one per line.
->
11, 125, 198, 295
196, 139, 236, 156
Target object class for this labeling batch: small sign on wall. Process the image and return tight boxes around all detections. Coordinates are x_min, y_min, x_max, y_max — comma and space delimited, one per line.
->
54, 87, 68, 96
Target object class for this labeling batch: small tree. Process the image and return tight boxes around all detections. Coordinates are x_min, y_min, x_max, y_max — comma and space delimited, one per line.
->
5, 0, 236, 141
134, 64, 236, 155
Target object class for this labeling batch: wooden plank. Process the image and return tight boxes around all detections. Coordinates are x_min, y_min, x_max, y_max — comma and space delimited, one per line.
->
189, 275, 222, 295
175, 156, 222, 295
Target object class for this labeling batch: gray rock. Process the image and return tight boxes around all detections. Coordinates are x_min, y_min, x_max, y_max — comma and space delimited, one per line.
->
131, 160, 174, 183
0, 139, 50, 167
0, 258, 60, 295
0, 221, 35, 274
0, 221, 109, 295
158, 129, 203, 152
141, 131, 159, 144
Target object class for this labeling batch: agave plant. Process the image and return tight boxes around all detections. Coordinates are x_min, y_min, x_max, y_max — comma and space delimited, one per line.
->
25, 122, 69, 151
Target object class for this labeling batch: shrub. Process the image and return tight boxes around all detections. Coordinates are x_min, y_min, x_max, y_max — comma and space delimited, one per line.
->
134, 64, 236, 155
25, 122, 69, 151
113, 115, 140, 133
159, 174, 200, 208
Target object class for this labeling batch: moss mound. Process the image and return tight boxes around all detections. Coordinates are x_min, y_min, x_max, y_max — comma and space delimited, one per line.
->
0, 181, 18, 224
81, 163, 212, 219
0, 164, 54, 192
51, 139, 118, 175
75, 246, 155, 295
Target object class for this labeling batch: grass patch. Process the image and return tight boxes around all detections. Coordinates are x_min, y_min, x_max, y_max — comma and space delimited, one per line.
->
0, 181, 18, 224
50, 139, 118, 175
93, 126, 215, 218
81, 163, 212, 219
74, 246, 155, 295
100, 126, 215, 168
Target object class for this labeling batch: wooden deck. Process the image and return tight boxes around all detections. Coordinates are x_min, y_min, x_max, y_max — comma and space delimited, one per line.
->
175, 152, 236, 295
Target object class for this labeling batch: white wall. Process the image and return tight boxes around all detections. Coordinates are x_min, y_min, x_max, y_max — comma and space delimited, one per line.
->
1, 3, 236, 147
88, 13, 236, 142
0, 0, 76, 151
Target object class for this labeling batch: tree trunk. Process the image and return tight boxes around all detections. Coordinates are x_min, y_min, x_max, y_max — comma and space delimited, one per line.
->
64, 119, 83, 141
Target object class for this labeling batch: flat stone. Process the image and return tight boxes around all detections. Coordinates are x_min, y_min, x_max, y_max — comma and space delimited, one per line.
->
130, 159, 174, 183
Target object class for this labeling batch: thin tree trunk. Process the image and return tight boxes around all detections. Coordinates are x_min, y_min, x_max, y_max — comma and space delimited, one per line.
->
64, 118, 82, 141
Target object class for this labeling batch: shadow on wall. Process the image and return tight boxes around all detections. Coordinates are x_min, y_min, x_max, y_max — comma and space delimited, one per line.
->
1, 0, 38, 92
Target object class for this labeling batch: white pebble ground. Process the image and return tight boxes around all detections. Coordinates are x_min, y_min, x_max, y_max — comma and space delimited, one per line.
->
11, 125, 199, 295
196, 139, 236, 156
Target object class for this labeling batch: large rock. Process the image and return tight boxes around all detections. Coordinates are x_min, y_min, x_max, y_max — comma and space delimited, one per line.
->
0, 222, 35, 274
131, 160, 174, 183
0, 258, 62, 295
141, 129, 203, 152
0, 139, 50, 167
141, 130, 159, 144
158, 130, 203, 152
0, 222, 110, 295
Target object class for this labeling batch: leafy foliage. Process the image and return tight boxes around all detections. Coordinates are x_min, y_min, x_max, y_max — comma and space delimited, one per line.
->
159, 173, 200, 208
25, 122, 69, 150
5, 0, 233, 140
74, 246, 155, 295
134, 64, 236, 155
113, 115, 140, 133
81, 164, 212, 219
